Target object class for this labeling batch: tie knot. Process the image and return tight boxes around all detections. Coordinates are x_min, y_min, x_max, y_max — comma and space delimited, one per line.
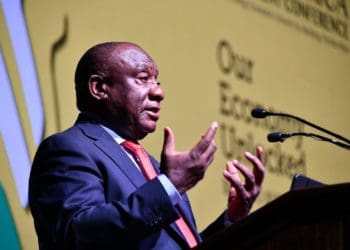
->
121, 140, 158, 180
122, 140, 143, 153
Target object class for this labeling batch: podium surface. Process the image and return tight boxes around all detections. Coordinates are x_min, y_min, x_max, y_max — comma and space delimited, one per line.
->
197, 183, 350, 250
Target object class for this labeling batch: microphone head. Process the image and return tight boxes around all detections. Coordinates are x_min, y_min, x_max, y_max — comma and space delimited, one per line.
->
267, 132, 285, 142
251, 108, 269, 118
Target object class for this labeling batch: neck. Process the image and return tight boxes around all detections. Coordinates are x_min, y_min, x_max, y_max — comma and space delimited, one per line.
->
80, 111, 145, 141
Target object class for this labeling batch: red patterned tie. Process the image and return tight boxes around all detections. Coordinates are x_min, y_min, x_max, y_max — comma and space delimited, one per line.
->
122, 141, 198, 248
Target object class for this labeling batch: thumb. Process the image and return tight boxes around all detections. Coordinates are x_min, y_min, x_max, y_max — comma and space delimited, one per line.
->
226, 184, 240, 221
162, 127, 176, 154
228, 186, 238, 202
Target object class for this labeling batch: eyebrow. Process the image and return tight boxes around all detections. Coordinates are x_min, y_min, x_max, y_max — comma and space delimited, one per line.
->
136, 64, 159, 76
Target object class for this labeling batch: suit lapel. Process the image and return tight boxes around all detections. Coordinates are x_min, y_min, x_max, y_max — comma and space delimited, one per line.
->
76, 114, 201, 244
95, 137, 148, 188
76, 114, 147, 188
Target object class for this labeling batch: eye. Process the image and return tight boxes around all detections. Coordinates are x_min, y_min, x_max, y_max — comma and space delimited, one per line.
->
137, 73, 150, 82
140, 76, 149, 81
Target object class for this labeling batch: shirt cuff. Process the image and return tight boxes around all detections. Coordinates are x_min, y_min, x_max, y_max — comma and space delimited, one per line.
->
157, 174, 182, 205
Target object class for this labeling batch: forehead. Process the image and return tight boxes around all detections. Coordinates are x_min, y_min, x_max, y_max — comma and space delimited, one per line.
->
113, 46, 158, 75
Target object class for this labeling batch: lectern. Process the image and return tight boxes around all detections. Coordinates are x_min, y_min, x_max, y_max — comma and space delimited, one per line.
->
197, 183, 350, 250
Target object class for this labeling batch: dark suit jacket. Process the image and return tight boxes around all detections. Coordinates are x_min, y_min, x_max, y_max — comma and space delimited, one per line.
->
29, 114, 225, 250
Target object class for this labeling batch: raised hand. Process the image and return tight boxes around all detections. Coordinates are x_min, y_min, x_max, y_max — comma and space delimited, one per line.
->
223, 146, 265, 222
161, 122, 218, 194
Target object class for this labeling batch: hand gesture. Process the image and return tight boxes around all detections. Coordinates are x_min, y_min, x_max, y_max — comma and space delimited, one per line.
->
223, 146, 265, 222
161, 122, 218, 194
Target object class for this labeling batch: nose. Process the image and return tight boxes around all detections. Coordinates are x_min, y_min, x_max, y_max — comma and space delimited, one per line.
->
149, 82, 165, 102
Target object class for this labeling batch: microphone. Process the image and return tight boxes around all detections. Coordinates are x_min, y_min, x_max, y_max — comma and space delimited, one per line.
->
251, 108, 350, 145
267, 132, 291, 142
251, 108, 271, 118
267, 132, 350, 150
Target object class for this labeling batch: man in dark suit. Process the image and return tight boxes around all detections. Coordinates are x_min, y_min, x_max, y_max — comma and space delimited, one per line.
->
29, 42, 265, 250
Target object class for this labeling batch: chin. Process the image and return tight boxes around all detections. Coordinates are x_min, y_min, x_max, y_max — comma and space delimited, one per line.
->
146, 125, 157, 134
136, 123, 157, 140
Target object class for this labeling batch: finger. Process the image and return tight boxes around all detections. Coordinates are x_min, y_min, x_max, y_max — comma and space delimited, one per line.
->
202, 140, 217, 165
206, 148, 216, 167
162, 127, 175, 154
255, 146, 265, 183
256, 145, 264, 163
205, 121, 218, 140
223, 162, 248, 197
244, 150, 265, 186
224, 162, 240, 183
226, 160, 238, 175
228, 186, 238, 201
192, 122, 218, 156
232, 159, 255, 189
224, 170, 248, 199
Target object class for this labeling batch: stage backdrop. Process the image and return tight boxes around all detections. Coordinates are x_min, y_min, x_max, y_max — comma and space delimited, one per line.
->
1, 0, 349, 249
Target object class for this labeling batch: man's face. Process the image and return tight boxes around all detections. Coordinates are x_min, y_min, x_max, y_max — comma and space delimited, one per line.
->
105, 45, 164, 140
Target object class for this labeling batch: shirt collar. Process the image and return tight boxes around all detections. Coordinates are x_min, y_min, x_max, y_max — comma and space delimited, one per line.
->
100, 124, 125, 144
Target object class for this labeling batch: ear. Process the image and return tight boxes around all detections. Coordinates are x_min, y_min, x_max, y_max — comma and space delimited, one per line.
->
88, 75, 108, 101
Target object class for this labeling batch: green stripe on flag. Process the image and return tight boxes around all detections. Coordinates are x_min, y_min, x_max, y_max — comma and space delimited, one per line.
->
0, 183, 21, 250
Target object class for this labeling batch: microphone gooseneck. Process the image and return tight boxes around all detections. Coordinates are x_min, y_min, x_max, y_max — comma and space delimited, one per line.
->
251, 108, 350, 145
267, 131, 350, 150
